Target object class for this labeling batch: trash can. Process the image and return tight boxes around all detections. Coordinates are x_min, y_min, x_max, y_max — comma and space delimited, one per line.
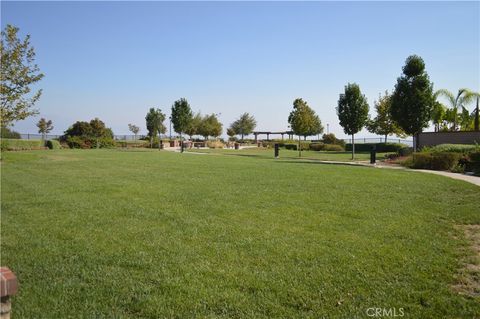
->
370, 145, 376, 164
235, 143, 239, 150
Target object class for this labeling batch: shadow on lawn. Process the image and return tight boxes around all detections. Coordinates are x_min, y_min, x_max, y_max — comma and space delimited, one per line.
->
274, 159, 373, 168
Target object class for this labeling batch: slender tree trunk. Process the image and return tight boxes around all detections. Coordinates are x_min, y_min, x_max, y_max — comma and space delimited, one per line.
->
351, 133, 355, 160
475, 96, 479, 131
150, 136, 153, 149
180, 134, 184, 153
385, 134, 387, 143
298, 135, 301, 157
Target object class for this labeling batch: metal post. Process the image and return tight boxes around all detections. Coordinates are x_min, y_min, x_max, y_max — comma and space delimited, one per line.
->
370, 145, 376, 164
274, 143, 279, 158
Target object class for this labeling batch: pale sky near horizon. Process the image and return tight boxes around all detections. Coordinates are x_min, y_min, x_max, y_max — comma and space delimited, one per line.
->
1, 1, 479, 138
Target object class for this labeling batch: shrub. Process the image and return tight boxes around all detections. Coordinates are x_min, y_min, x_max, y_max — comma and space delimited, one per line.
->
323, 144, 345, 152
398, 147, 413, 157
410, 153, 432, 169
346, 142, 406, 152
285, 144, 297, 150
322, 133, 345, 147
384, 153, 400, 160
467, 151, 480, 176
309, 143, 325, 151
66, 136, 91, 149
422, 144, 478, 154
0, 127, 21, 139
430, 152, 460, 171
206, 140, 224, 149
46, 140, 61, 149
1, 139, 44, 151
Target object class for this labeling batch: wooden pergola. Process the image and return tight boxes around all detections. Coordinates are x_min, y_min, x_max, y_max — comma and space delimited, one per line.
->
253, 131, 294, 142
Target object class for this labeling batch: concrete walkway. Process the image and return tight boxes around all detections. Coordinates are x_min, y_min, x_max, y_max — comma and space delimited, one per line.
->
361, 161, 479, 187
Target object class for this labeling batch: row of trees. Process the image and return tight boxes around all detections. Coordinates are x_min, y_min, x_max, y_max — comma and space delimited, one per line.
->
332, 55, 434, 158
140, 98, 223, 151
2, 25, 478, 155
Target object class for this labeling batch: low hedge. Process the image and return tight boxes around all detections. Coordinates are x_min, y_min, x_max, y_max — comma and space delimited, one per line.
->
422, 144, 479, 154
467, 151, 480, 176
408, 152, 461, 171
398, 147, 413, 157
65, 136, 115, 149
1, 139, 45, 151
46, 140, 61, 149
346, 142, 406, 152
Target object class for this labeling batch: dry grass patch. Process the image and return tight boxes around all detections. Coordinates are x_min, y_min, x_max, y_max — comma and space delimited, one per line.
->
453, 225, 480, 298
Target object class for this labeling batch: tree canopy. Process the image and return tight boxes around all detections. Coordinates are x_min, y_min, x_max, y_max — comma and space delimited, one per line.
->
36, 118, 53, 139
128, 124, 140, 136
229, 113, 257, 140
185, 112, 202, 139
336, 83, 369, 159
390, 55, 434, 136
171, 98, 193, 137
145, 108, 166, 147
288, 98, 323, 138
366, 91, 405, 142
198, 113, 222, 140
1, 24, 44, 128
336, 83, 369, 136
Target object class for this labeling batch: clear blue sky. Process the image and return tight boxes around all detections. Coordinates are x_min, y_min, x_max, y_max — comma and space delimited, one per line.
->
2, 1, 479, 138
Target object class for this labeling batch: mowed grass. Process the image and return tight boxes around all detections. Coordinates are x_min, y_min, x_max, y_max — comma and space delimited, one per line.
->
187, 147, 387, 162
1, 149, 479, 318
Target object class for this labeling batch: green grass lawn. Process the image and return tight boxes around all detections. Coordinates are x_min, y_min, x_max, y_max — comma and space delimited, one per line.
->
1, 149, 479, 318
187, 147, 388, 162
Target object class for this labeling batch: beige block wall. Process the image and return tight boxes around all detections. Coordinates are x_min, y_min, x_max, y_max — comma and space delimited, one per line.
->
417, 131, 480, 148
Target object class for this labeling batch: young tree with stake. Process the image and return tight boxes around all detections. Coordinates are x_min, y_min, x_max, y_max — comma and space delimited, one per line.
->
171, 98, 193, 152
128, 124, 140, 141
336, 83, 369, 160
145, 108, 166, 149
390, 55, 434, 149
36, 118, 53, 141
288, 98, 323, 157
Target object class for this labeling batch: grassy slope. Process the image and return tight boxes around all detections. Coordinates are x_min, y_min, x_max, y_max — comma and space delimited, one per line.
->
1, 149, 479, 318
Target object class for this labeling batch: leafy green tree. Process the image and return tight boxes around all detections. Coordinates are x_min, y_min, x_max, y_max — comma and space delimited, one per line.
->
198, 113, 222, 140
185, 112, 202, 140
1, 25, 44, 128
128, 124, 140, 141
431, 101, 447, 132
36, 117, 53, 141
226, 127, 236, 141
171, 98, 193, 136
230, 113, 257, 141
366, 91, 405, 142
434, 88, 477, 131
390, 55, 434, 148
145, 108, 166, 148
336, 83, 369, 159
171, 98, 192, 152
90, 118, 111, 149
288, 98, 324, 157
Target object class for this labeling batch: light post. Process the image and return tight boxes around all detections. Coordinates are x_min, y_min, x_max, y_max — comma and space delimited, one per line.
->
169, 116, 172, 140
327, 123, 330, 134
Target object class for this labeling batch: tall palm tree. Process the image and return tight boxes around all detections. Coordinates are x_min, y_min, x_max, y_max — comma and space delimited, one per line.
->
434, 88, 477, 130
